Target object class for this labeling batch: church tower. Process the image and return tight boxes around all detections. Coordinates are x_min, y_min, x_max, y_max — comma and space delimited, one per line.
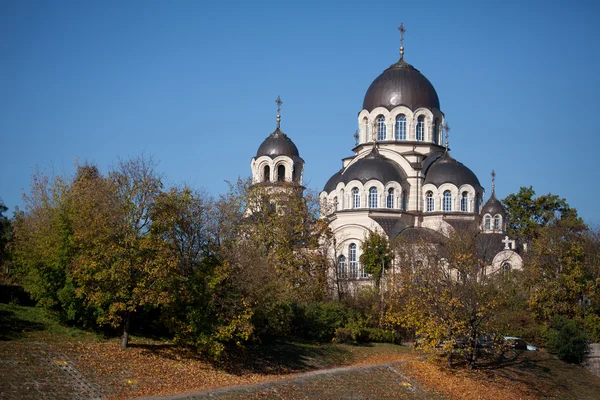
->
250, 96, 304, 186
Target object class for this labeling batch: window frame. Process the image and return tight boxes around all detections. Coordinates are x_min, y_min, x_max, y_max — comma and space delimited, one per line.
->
377, 115, 386, 141
416, 115, 425, 141
426, 191, 434, 212
386, 188, 394, 209
369, 187, 378, 208
349, 244, 358, 279
460, 191, 468, 212
352, 187, 360, 208
395, 114, 406, 140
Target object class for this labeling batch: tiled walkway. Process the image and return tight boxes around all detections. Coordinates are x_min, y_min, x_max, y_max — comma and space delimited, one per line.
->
143, 362, 443, 400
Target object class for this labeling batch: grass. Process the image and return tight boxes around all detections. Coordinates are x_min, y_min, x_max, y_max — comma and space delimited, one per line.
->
0, 302, 102, 343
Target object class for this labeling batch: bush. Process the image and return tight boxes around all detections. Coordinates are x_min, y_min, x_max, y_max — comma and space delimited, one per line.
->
333, 319, 401, 345
293, 301, 356, 342
549, 317, 588, 364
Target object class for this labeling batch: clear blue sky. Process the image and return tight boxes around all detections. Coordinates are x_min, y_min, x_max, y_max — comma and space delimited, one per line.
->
1, 0, 599, 225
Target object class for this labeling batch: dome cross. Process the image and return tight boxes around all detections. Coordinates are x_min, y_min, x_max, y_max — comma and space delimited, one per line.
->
275, 96, 283, 128
398, 23, 406, 59
443, 122, 450, 150
491, 170, 496, 195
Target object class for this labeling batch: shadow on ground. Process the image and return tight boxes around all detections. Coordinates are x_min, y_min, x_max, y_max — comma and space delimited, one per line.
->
0, 309, 46, 341
129, 340, 357, 376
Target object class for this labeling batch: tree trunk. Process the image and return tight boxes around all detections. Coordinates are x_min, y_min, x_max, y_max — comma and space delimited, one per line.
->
121, 311, 131, 349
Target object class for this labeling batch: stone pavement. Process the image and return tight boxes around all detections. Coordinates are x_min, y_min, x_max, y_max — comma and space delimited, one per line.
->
142, 362, 444, 400
0, 342, 104, 400
1, 342, 442, 400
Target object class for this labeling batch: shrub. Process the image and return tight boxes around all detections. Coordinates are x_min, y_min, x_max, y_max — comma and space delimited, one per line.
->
549, 317, 588, 364
294, 301, 356, 342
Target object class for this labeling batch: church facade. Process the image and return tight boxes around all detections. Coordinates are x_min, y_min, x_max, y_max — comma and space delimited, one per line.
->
250, 35, 522, 287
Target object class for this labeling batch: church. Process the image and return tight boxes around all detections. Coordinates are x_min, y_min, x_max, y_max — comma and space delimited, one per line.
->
249, 28, 522, 287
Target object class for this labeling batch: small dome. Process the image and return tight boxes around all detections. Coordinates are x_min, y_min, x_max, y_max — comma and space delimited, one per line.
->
256, 128, 299, 158
323, 147, 406, 193
481, 194, 506, 216
424, 152, 481, 188
363, 58, 440, 112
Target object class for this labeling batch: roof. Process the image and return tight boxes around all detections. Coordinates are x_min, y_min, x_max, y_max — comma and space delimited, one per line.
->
362, 58, 440, 112
481, 193, 506, 216
322, 147, 407, 193
396, 227, 446, 243
256, 128, 299, 158
423, 151, 481, 189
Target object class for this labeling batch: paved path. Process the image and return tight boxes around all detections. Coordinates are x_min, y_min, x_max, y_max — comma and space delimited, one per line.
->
140, 361, 444, 400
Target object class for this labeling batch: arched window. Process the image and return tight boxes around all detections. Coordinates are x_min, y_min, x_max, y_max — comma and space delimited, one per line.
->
395, 114, 406, 140
401, 191, 407, 211
277, 165, 285, 182
443, 190, 452, 212
338, 255, 347, 278
333, 196, 338, 211
363, 118, 369, 141
377, 115, 386, 141
416, 115, 425, 141
369, 187, 378, 208
352, 188, 360, 208
426, 191, 434, 212
485, 215, 491, 231
340, 189, 345, 210
263, 165, 270, 182
432, 118, 439, 144
387, 188, 394, 208
349, 244, 358, 279
460, 191, 468, 212
501, 262, 511, 276
494, 215, 501, 231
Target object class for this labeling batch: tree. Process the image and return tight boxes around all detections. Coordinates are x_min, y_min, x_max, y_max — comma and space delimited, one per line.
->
503, 186, 586, 242
385, 229, 501, 369
359, 230, 393, 291
70, 157, 174, 348
151, 185, 253, 358
0, 199, 12, 277
10, 169, 75, 310
218, 180, 329, 339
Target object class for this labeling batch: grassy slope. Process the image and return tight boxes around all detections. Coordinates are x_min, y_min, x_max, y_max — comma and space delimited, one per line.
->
2, 303, 600, 399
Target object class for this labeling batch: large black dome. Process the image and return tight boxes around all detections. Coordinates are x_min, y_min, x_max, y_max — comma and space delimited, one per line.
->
363, 58, 440, 112
323, 147, 406, 193
424, 152, 481, 188
256, 128, 299, 158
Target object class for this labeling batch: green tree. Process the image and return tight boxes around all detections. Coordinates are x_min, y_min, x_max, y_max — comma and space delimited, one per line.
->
10, 170, 75, 310
359, 230, 393, 291
0, 199, 12, 278
503, 186, 585, 242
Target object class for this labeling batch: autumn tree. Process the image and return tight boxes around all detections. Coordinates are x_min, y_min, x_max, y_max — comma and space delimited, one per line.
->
385, 229, 501, 369
219, 180, 329, 339
151, 186, 253, 358
69, 158, 174, 348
